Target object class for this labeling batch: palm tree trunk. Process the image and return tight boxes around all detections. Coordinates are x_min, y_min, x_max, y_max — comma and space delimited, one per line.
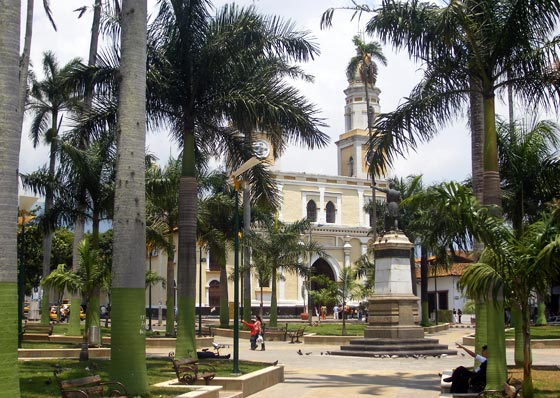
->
270, 268, 278, 327
470, 77, 485, 253
165, 235, 175, 336
474, 300, 487, 365
109, 0, 148, 394
18, 0, 33, 128
0, 2, 22, 394
485, 289, 507, 390
511, 305, 524, 367
420, 245, 429, 326
482, 95, 501, 211
521, 302, 535, 397
68, 212, 85, 336
176, 172, 198, 359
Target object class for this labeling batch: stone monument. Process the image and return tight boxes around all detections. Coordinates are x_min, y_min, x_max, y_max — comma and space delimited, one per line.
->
329, 187, 456, 357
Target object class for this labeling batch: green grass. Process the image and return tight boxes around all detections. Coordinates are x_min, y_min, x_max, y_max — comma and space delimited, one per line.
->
285, 322, 367, 336
19, 357, 268, 398
504, 325, 560, 340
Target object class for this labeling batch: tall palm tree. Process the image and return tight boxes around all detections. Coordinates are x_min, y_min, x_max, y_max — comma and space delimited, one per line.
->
461, 204, 560, 398
146, 158, 180, 336
147, 0, 328, 358
197, 177, 237, 328
0, 1, 22, 395
28, 51, 82, 323
497, 117, 560, 360
322, 1, 560, 389
498, 118, 560, 237
248, 217, 325, 327
109, 0, 148, 394
347, 35, 387, 237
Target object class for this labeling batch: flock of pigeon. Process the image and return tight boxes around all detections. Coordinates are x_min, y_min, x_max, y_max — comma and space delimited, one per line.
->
296, 349, 451, 359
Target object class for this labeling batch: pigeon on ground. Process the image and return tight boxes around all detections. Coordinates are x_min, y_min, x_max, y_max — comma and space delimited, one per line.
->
297, 349, 303, 355
272, 360, 278, 366
305, 352, 312, 355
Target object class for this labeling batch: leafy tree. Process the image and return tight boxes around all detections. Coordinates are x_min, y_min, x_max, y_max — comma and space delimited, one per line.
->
147, 0, 328, 358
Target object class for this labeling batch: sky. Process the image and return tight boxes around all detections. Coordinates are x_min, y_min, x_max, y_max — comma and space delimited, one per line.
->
20, 0, 524, 187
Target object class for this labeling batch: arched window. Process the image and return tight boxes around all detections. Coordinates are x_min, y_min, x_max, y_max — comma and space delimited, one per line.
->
306, 200, 317, 222
325, 201, 336, 223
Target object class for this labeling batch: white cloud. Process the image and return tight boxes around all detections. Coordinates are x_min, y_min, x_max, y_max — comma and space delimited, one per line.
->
22, 0, 549, 187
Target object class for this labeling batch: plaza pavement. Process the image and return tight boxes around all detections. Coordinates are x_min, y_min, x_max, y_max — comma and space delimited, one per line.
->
147, 325, 560, 398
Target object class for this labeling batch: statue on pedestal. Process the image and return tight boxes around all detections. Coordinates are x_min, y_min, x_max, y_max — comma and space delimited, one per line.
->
374, 183, 401, 231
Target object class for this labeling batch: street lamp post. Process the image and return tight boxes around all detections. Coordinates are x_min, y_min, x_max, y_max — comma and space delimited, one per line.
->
18, 195, 38, 348
231, 157, 261, 375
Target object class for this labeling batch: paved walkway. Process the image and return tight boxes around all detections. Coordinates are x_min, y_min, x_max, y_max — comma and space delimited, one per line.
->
190, 327, 559, 398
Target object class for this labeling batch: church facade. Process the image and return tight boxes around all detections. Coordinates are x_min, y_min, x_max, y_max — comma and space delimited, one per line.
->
146, 73, 391, 317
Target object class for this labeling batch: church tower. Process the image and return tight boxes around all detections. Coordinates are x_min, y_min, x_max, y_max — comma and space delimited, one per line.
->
336, 74, 381, 179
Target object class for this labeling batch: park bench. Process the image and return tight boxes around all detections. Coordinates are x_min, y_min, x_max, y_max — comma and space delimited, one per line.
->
287, 327, 305, 343
54, 369, 128, 398
265, 323, 288, 341
169, 352, 216, 385
22, 321, 53, 341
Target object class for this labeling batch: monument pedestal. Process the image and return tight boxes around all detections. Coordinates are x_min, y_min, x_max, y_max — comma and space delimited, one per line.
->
329, 231, 456, 358
366, 231, 423, 339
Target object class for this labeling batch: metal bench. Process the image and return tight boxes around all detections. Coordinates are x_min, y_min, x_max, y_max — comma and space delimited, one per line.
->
287, 327, 305, 343
169, 352, 216, 385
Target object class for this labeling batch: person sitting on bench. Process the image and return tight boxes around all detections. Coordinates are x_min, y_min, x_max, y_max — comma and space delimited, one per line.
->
444, 343, 487, 393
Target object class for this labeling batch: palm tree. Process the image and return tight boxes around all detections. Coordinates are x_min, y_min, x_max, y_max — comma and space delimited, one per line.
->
0, 1, 22, 395
460, 204, 560, 397
498, 118, 560, 237
248, 217, 325, 327
147, 0, 328, 358
497, 117, 560, 359
109, 0, 148, 394
146, 157, 180, 336
322, 1, 560, 389
41, 239, 110, 354
347, 35, 387, 237
28, 51, 82, 323
198, 184, 237, 328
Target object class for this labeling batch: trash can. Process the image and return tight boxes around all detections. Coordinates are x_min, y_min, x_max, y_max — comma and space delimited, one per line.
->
88, 326, 101, 347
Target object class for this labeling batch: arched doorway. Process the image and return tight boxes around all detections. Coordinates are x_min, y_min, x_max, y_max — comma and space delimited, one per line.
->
208, 280, 220, 308
309, 258, 335, 317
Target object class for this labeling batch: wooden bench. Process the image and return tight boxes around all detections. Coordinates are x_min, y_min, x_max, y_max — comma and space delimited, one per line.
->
169, 353, 216, 385
287, 327, 305, 343
54, 371, 128, 398
22, 321, 53, 341
265, 323, 288, 341
200, 325, 214, 337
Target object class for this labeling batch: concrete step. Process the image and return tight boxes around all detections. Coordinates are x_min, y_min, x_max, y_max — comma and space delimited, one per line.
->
219, 390, 243, 398
348, 337, 442, 345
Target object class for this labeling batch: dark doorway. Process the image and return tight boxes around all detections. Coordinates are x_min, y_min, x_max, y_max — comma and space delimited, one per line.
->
208, 280, 220, 307
309, 258, 335, 314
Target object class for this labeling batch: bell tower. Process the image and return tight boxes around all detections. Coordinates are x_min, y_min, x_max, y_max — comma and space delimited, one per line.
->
336, 74, 381, 179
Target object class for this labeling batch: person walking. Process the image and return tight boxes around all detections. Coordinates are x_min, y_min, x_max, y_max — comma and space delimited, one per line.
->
242, 315, 262, 350
333, 305, 339, 320
457, 308, 463, 324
